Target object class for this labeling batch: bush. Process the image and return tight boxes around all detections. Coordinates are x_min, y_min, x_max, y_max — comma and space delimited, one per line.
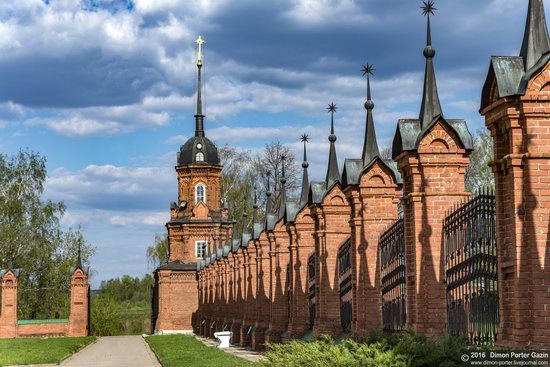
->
90, 294, 123, 336
263, 335, 407, 367
263, 332, 469, 367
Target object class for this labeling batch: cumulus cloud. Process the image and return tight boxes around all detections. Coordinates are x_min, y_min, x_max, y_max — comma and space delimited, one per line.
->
45, 164, 175, 211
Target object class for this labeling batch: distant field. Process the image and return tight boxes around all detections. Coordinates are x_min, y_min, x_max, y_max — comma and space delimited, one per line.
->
146, 335, 257, 367
118, 305, 151, 334
0, 336, 95, 366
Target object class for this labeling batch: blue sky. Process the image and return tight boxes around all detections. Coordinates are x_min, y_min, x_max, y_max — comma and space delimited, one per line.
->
0, 0, 532, 286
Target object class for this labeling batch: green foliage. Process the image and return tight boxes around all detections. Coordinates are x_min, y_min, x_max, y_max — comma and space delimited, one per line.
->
0, 149, 94, 320
263, 332, 469, 367
146, 334, 257, 367
146, 234, 169, 270
91, 293, 123, 336
91, 274, 153, 336
263, 335, 407, 367
0, 336, 95, 366
466, 129, 495, 192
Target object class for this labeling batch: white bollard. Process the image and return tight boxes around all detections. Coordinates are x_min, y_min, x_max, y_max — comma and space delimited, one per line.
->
213, 331, 232, 348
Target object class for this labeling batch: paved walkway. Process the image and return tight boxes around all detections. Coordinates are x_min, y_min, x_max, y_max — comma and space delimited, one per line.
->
61, 336, 161, 367
195, 335, 265, 363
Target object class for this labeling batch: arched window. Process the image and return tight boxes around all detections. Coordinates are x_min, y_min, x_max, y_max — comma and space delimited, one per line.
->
196, 152, 204, 162
195, 183, 206, 204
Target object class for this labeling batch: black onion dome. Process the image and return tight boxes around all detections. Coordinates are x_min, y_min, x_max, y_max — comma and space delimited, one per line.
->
177, 136, 220, 166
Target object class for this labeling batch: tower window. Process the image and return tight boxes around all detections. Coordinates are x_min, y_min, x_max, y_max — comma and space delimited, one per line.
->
196, 152, 204, 162
195, 183, 206, 204
195, 241, 207, 258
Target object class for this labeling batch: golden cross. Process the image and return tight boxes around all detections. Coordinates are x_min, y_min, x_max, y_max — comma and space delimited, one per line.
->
195, 35, 205, 63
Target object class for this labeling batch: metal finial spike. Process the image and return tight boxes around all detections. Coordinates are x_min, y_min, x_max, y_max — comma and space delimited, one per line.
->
421, 1, 436, 48
281, 155, 286, 179
327, 102, 337, 135
301, 134, 309, 162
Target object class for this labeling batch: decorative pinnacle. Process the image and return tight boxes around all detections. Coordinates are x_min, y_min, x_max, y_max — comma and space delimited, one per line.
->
266, 170, 272, 195
362, 63, 375, 110
301, 134, 309, 168
253, 184, 258, 209
280, 155, 287, 184
76, 240, 83, 269
327, 102, 337, 141
195, 35, 206, 66
421, 0, 436, 16
422, 1, 436, 58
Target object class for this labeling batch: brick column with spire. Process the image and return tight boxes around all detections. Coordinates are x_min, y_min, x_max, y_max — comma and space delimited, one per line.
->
392, 2, 472, 335
0, 268, 19, 338
343, 65, 402, 336
310, 104, 352, 337
266, 157, 292, 343
68, 248, 90, 337
252, 175, 273, 350
480, 0, 550, 346
286, 135, 316, 339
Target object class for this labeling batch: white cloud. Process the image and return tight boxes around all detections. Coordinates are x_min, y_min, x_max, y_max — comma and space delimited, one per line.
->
282, 0, 372, 28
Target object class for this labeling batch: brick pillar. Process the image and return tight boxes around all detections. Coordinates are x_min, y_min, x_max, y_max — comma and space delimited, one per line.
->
68, 268, 90, 337
156, 269, 198, 333
312, 184, 352, 337
0, 270, 19, 338
346, 159, 401, 337
252, 233, 270, 350
241, 245, 256, 347
266, 221, 290, 343
481, 65, 550, 346
287, 211, 315, 339
395, 120, 470, 335
231, 251, 243, 345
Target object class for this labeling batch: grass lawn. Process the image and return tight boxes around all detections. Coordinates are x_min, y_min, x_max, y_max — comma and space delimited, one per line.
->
146, 335, 258, 367
0, 336, 95, 366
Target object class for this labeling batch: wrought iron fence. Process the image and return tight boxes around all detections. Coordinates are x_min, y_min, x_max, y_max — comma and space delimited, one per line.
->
380, 218, 406, 332
338, 240, 352, 331
307, 254, 316, 329
444, 189, 498, 344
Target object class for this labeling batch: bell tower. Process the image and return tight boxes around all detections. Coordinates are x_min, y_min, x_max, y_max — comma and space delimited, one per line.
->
153, 36, 230, 334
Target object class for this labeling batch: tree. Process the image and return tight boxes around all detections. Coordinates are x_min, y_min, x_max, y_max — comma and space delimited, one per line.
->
465, 129, 495, 192
252, 141, 300, 216
146, 234, 169, 270
218, 142, 299, 238
219, 146, 256, 237
0, 150, 94, 320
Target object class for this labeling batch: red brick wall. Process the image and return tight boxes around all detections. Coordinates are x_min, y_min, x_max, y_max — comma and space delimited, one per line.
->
266, 220, 291, 343
312, 184, 352, 337
0, 271, 18, 338
155, 269, 197, 332
481, 64, 550, 346
396, 121, 470, 335
18, 322, 68, 337
346, 159, 401, 337
287, 210, 315, 339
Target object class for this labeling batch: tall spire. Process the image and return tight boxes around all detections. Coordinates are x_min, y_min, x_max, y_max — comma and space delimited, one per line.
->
325, 103, 340, 187
76, 240, 83, 270
361, 63, 380, 166
278, 155, 287, 219
265, 171, 273, 215
299, 134, 310, 207
252, 184, 259, 225
418, 1, 443, 129
194, 35, 206, 137
520, 0, 550, 70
